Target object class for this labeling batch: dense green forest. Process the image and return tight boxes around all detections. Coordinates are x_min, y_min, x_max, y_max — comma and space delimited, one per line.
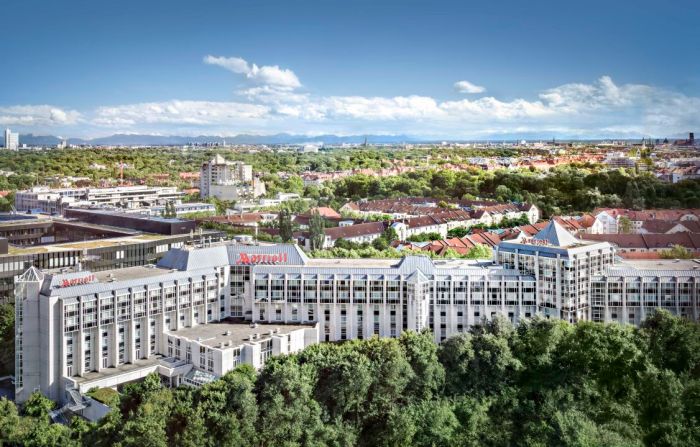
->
1, 310, 698, 446
327, 166, 700, 217
1, 148, 699, 218
0, 146, 518, 190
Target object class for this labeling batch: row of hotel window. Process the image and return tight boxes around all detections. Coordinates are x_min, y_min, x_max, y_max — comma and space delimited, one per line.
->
65, 320, 156, 376
62, 281, 221, 333
252, 279, 538, 303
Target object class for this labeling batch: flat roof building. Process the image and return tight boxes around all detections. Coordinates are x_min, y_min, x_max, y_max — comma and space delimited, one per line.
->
64, 208, 197, 235
15, 186, 185, 215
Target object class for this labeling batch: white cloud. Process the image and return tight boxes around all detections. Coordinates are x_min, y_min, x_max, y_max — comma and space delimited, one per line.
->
83, 75, 700, 138
0, 105, 81, 127
454, 80, 486, 94
93, 100, 270, 127
6, 71, 700, 139
204, 55, 301, 90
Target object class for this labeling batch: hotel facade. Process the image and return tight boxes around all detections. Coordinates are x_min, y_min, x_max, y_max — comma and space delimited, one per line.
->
14, 221, 700, 405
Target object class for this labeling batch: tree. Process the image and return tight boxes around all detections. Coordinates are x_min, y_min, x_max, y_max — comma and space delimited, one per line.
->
495, 185, 512, 202
161, 201, 177, 218
381, 226, 397, 242
23, 390, 55, 418
409, 400, 459, 447
660, 244, 694, 259
464, 245, 492, 259
641, 309, 700, 374
277, 209, 294, 242
399, 330, 445, 401
0, 303, 14, 375
255, 357, 332, 446
371, 237, 389, 250
623, 180, 645, 210
309, 211, 326, 251
618, 216, 633, 234
0, 398, 22, 445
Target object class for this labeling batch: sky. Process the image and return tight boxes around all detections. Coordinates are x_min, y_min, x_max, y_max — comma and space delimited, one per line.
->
1, 0, 699, 140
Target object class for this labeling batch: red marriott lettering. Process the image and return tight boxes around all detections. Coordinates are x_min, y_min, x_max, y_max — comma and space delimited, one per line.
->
237, 252, 288, 265
60, 275, 96, 288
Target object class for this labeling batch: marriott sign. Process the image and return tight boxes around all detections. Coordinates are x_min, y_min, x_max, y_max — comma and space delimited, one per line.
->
237, 252, 289, 265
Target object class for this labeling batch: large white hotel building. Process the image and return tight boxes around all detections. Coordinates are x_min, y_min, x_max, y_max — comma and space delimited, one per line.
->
14, 221, 700, 405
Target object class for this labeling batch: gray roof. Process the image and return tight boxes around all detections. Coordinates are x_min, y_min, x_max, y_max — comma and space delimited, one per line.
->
41, 266, 221, 298
532, 220, 580, 247
158, 245, 229, 271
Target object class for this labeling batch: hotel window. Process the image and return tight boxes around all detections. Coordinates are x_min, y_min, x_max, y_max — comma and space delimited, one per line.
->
133, 291, 146, 318
318, 280, 333, 304
65, 335, 74, 376
387, 281, 400, 303
148, 289, 162, 314
454, 282, 467, 304
63, 302, 80, 333
337, 280, 350, 303
357, 309, 364, 339
101, 330, 109, 368
437, 281, 450, 304
260, 339, 273, 364
134, 323, 142, 359
149, 319, 156, 354
307, 305, 315, 322
82, 300, 97, 329
117, 294, 130, 321
164, 287, 176, 311
340, 308, 347, 340
370, 281, 384, 303
231, 347, 242, 369
373, 305, 380, 335
271, 280, 285, 301
83, 333, 92, 373
207, 351, 214, 372
118, 325, 126, 364
470, 283, 484, 305
304, 279, 318, 303
193, 281, 205, 306
255, 279, 269, 301
287, 279, 301, 303
291, 306, 299, 321
275, 307, 282, 321
179, 286, 192, 309
353, 280, 367, 302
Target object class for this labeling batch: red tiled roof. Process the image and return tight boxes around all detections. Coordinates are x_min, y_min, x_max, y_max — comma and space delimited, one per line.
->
310, 207, 342, 219
324, 221, 386, 240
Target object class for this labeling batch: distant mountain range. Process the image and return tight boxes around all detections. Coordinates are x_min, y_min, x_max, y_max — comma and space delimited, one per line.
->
18, 133, 425, 147
17, 132, 664, 147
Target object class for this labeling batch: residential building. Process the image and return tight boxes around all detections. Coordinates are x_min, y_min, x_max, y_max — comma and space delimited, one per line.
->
4, 128, 19, 151
199, 155, 264, 200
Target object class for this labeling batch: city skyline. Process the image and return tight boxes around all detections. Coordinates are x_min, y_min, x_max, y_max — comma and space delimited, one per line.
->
1, 0, 699, 139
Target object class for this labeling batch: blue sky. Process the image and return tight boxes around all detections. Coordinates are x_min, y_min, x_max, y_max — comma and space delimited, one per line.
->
1, 0, 699, 139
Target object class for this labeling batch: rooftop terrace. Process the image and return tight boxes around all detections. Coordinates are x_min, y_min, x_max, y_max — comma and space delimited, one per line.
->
167, 320, 316, 349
